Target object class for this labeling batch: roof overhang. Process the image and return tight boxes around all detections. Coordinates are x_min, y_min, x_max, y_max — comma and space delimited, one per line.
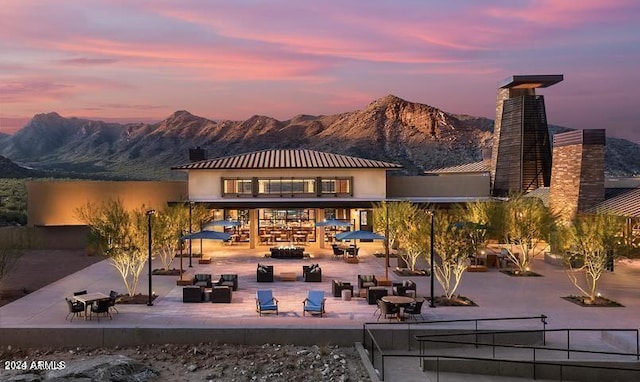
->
499, 74, 564, 89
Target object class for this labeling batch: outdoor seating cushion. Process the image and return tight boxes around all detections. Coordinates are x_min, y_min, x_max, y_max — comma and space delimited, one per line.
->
193, 274, 212, 288
218, 274, 238, 290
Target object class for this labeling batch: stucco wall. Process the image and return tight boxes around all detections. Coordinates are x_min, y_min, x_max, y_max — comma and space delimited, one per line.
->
187, 169, 387, 201
387, 174, 490, 197
27, 181, 188, 226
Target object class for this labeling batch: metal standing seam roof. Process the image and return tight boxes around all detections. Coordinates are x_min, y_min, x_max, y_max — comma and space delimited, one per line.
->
425, 161, 490, 174
171, 149, 403, 170
585, 188, 640, 218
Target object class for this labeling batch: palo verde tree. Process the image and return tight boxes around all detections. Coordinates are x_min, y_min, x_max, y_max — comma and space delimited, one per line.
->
372, 200, 415, 252
432, 209, 477, 300
76, 199, 150, 296
565, 212, 626, 302
152, 204, 189, 270
395, 205, 430, 272
491, 193, 557, 273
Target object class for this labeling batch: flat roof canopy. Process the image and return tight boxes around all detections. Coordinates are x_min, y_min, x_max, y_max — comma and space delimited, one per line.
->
499, 74, 563, 89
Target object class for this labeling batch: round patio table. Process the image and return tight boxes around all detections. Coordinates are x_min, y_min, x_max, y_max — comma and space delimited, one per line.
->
381, 295, 415, 321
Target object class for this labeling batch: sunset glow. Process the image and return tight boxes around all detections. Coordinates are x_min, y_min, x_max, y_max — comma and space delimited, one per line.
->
1, 1, 638, 142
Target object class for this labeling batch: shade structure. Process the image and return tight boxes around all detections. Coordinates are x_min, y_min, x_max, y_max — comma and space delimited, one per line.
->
315, 219, 353, 227
335, 230, 386, 241
203, 220, 241, 229
181, 230, 231, 241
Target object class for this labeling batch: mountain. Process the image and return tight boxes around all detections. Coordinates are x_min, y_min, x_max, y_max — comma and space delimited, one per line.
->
1, 96, 638, 179
0, 155, 43, 178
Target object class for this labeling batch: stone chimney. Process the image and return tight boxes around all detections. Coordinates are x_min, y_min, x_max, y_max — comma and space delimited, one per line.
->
549, 129, 605, 222
189, 147, 206, 162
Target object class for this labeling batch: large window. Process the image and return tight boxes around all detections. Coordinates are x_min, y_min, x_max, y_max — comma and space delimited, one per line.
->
321, 178, 351, 196
222, 178, 252, 196
258, 178, 315, 195
222, 177, 352, 197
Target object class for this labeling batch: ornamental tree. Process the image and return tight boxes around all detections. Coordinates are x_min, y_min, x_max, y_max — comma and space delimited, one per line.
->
76, 199, 149, 296
565, 212, 626, 302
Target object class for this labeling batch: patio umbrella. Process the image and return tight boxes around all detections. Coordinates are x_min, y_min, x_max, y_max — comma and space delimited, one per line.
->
314, 219, 353, 227
181, 230, 231, 241
335, 230, 386, 241
315, 219, 353, 244
203, 219, 241, 229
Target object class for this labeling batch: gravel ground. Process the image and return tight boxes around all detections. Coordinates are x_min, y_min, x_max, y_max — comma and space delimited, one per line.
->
1, 343, 372, 382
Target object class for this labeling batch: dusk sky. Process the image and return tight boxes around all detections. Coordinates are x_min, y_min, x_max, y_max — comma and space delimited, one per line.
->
1, 1, 639, 142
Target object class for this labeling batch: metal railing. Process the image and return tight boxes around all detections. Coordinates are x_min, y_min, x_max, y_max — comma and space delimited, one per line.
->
361, 314, 548, 380
417, 328, 640, 380
419, 354, 640, 382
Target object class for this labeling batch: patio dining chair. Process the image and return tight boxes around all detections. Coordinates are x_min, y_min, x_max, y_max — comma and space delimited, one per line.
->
256, 289, 279, 316
90, 298, 112, 321
65, 297, 84, 322
303, 290, 326, 317
376, 299, 399, 321
404, 299, 425, 321
108, 290, 119, 314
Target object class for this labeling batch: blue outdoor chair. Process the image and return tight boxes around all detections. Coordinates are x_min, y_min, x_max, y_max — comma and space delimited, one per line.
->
256, 289, 279, 316
303, 290, 326, 317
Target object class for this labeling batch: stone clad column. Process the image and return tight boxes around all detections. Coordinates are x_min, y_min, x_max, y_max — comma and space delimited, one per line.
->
549, 129, 605, 222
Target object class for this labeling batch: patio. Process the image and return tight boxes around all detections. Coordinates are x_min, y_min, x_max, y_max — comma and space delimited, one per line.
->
2, 244, 640, 334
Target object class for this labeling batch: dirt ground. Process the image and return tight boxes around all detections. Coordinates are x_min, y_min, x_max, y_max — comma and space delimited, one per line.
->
0, 250, 372, 381
0, 249, 105, 307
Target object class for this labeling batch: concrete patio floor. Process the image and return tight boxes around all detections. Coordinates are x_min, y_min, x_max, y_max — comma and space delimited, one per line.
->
2, 244, 639, 331
2, 245, 640, 381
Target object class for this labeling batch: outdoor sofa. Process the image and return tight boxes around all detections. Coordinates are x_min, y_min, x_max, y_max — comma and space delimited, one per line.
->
302, 264, 322, 282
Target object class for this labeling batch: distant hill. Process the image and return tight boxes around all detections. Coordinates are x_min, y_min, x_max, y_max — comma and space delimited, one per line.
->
0, 155, 42, 178
1, 96, 639, 179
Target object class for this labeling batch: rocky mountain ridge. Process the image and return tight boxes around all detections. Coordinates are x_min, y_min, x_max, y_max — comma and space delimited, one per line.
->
1, 95, 638, 179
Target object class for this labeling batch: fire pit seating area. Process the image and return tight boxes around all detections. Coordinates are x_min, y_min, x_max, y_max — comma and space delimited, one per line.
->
270, 247, 304, 259
257, 264, 274, 282
392, 280, 416, 296
192, 274, 213, 288
217, 274, 238, 290
332, 280, 354, 297
302, 264, 322, 282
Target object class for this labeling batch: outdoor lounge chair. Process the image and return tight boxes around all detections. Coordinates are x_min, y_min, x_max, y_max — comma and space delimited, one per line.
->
256, 264, 274, 282
392, 280, 417, 296
211, 286, 232, 303
303, 264, 322, 282
65, 298, 84, 321
367, 287, 388, 305
192, 274, 213, 288
217, 274, 238, 290
358, 275, 378, 289
183, 286, 203, 303
256, 289, 278, 316
331, 280, 353, 297
303, 290, 326, 317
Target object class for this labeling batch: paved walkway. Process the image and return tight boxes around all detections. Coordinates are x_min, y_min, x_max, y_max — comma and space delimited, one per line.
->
2, 244, 639, 380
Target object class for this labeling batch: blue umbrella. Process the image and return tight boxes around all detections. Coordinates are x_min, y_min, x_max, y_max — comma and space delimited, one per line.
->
181, 230, 231, 241
335, 230, 386, 241
315, 219, 353, 227
203, 219, 241, 229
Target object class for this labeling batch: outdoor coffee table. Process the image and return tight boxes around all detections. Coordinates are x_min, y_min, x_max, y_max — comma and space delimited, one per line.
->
280, 272, 296, 281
